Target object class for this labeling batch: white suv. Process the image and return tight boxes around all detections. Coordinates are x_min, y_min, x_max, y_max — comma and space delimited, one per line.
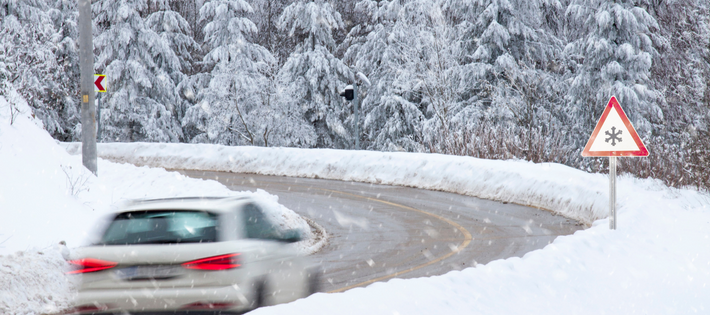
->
66, 196, 319, 314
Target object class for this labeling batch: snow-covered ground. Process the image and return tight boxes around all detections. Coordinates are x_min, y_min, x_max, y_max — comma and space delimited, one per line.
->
60, 141, 710, 314
3, 86, 710, 314
0, 92, 316, 314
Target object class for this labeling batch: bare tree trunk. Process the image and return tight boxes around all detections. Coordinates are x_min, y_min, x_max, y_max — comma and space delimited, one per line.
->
263, 127, 272, 147
234, 99, 254, 145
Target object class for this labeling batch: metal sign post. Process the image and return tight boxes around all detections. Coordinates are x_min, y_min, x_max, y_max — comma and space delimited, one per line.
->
353, 83, 359, 150
340, 73, 369, 150
96, 93, 101, 142
94, 74, 106, 142
339, 84, 359, 150
581, 96, 648, 230
609, 156, 616, 230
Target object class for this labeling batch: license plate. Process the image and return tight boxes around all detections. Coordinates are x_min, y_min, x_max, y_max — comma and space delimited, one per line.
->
115, 265, 182, 281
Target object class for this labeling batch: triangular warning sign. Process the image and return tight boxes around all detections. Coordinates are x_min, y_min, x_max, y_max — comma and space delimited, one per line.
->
582, 96, 648, 157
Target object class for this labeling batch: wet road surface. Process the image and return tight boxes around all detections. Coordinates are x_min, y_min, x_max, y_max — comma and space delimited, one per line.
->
177, 170, 583, 293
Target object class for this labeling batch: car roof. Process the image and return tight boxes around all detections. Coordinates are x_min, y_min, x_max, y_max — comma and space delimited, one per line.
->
120, 196, 252, 214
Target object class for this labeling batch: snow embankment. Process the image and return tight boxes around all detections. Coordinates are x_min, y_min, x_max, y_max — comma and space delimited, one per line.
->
257, 187, 710, 315
62, 142, 608, 225
0, 90, 318, 314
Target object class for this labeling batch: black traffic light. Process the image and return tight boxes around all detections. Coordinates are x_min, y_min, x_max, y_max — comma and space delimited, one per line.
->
340, 85, 354, 101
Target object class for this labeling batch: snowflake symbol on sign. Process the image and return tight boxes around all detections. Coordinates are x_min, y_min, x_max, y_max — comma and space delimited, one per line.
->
605, 127, 623, 146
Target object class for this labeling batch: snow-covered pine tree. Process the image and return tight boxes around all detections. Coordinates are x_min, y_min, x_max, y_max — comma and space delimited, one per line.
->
93, 0, 184, 142
565, 0, 661, 148
145, 1, 201, 78
277, 0, 354, 148
182, 0, 278, 145
641, 0, 709, 134
251, 63, 317, 147
442, 0, 563, 119
344, 0, 467, 152
339, 0, 393, 70
0, 0, 70, 134
392, 0, 463, 153
342, 0, 406, 151
48, 0, 82, 141
0, 37, 12, 113
169, 0, 203, 44
613, 0, 710, 189
248, 0, 295, 66
145, 0, 201, 127
539, 0, 566, 38
331, 0, 368, 56
437, 0, 568, 161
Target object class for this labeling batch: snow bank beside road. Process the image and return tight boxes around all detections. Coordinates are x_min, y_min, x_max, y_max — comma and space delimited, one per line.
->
0, 248, 76, 315
250, 179, 710, 315
62, 142, 608, 225
0, 92, 317, 314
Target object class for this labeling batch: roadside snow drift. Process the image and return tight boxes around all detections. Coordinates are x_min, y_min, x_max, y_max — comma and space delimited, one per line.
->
0, 91, 315, 314
62, 142, 608, 225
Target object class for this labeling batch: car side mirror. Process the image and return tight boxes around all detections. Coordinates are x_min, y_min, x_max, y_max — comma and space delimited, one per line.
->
280, 229, 302, 243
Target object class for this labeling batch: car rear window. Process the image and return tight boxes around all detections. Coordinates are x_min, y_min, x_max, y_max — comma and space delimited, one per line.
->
99, 210, 219, 245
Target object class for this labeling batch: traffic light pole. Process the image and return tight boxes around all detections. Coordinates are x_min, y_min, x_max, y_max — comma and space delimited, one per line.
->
78, 0, 97, 175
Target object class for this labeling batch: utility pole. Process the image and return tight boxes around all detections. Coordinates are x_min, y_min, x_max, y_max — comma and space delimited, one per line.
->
78, 0, 97, 175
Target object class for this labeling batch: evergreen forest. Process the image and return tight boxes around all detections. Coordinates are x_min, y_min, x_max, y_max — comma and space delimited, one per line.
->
1, 0, 709, 190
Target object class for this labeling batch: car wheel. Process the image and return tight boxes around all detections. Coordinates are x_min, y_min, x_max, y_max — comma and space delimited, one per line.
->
252, 279, 268, 309
307, 269, 321, 295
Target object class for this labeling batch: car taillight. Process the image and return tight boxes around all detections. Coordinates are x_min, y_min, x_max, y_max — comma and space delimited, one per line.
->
66, 258, 118, 274
62, 303, 115, 314
180, 302, 237, 310
182, 253, 241, 270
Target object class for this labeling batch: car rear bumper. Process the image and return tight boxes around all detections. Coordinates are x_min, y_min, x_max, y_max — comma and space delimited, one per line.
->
68, 285, 252, 314
72, 311, 243, 315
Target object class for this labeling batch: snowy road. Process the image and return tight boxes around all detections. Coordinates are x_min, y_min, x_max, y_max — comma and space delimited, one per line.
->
178, 170, 583, 293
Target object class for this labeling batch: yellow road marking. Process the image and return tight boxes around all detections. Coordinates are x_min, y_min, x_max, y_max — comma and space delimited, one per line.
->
320, 188, 472, 293
177, 171, 474, 294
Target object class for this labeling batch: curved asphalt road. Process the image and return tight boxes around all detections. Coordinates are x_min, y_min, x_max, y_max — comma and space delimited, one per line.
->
178, 170, 583, 293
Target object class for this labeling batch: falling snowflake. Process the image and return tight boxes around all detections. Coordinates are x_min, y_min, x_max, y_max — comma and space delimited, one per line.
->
605, 126, 623, 146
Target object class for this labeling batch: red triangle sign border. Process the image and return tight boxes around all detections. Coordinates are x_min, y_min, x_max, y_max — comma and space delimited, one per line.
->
581, 96, 649, 157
